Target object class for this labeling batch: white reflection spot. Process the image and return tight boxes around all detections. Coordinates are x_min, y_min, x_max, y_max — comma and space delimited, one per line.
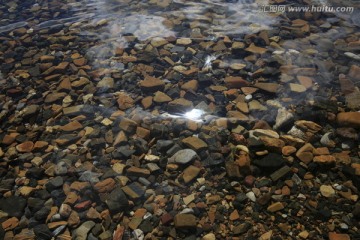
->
184, 109, 204, 121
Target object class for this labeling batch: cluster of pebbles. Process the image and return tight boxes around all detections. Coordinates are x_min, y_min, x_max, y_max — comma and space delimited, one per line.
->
0, 0, 360, 239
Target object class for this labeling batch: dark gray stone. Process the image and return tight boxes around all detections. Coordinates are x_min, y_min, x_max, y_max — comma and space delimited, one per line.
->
106, 187, 129, 213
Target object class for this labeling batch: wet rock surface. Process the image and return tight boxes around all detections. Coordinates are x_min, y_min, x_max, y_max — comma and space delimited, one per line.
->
0, 0, 360, 239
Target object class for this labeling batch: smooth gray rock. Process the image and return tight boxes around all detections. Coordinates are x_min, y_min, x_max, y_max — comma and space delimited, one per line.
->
168, 149, 198, 164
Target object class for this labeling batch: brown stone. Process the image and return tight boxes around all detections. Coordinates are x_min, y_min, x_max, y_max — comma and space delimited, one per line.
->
59, 121, 83, 132
1, 217, 19, 231
117, 93, 134, 110
182, 165, 201, 184
328, 233, 350, 240
313, 155, 336, 164
181, 80, 199, 91
267, 202, 284, 212
119, 117, 137, 133
226, 161, 241, 178
47, 221, 67, 229
224, 76, 249, 88
140, 76, 165, 92
2, 134, 16, 145
126, 166, 150, 177
70, 181, 91, 191
254, 82, 278, 93
33, 141, 49, 151
339, 74, 354, 95
136, 127, 150, 139
348, 65, 360, 81
168, 98, 193, 111
113, 131, 128, 146
44, 92, 67, 103
73, 57, 86, 66
282, 146, 297, 156
153, 91, 172, 103
16, 141, 34, 153
68, 211, 80, 227
337, 112, 360, 128
245, 43, 267, 54
182, 136, 208, 151
141, 96, 153, 109
296, 143, 314, 164
313, 147, 330, 155
64, 192, 78, 205
297, 76, 313, 89
236, 102, 249, 113
260, 136, 285, 153
94, 178, 116, 193
86, 207, 101, 220
229, 209, 240, 221
174, 214, 197, 228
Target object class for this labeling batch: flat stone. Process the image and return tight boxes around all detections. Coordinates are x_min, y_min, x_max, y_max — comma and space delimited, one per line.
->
22, 105, 40, 117
182, 165, 201, 184
229, 209, 240, 221
289, 83, 306, 92
140, 76, 165, 92
94, 178, 116, 193
126, 166, 150, 177
249, 100, 267, 111
245, 43, 267, 54
296, 143, 314, 164
337, 112, 360, 128
112, 163, 126, 174
182, 136, 208, 151
63, 105, 84, 116
117, 93, 134, 110
274, 108, 294, 130
16, 141, 34, 153
128, 217, 142, 230
122, 182, 145, 199
345, 91, 360, 109
297, 76, 313, 89
44, 92, 67, 103
97, 77, 114, 89
151, 37, 168, 47
313, 155, 336, 164
328, 233, 350, 240
176, 38, 192, 45
119, 117, 137, 133
226, 161, 241, 178
33, 141, 48, 151
181, 80, 199, 91
224, 76, 249, 88
282, 146, 297, 156
141, 96, 153, 109
73, 221, 95, 240
153, 91, 172, 103
168, 149, 198, 164
168, 98, 193, 113
267, 202, 284, 212
236, 102, 249, 113
339, 74, 354, 95
59, 121, 83, 131
174, 214, 197, 228
206, 195, 221, 205
1, 217, 19, 231
348, 65, 360, 81
270, 165, 291, 181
